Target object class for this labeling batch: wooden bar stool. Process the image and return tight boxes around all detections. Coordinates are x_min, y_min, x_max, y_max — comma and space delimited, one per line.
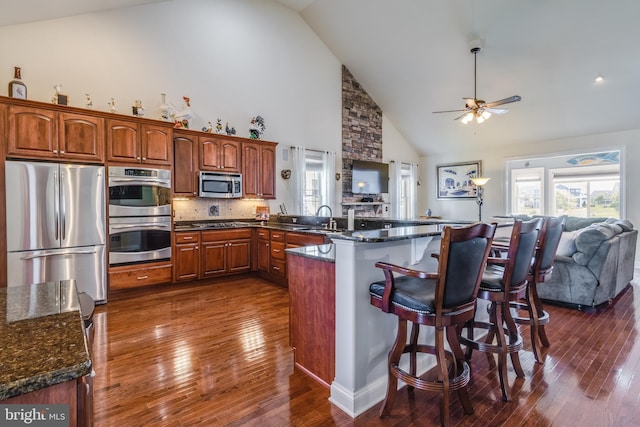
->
369, 222, 496, 427
510, 215, 566, 363
460, 218, 542, 401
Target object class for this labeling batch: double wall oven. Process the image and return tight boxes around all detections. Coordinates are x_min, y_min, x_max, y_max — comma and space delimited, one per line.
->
108, 166, 171, 266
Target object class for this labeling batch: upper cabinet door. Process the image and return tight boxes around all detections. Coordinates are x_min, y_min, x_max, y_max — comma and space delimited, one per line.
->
58, 113, 105, 163
199, 136, 222, 170
141, 124, 172, 166
107, 119, 139, 163
259, 143, 276, 199
173, 133, 197, 196
7, 105, 58, 159
199, 136, 241, 172
220, 139, 241, 171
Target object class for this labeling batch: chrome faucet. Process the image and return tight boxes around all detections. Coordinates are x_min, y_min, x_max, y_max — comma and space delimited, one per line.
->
315, 205, 333, 217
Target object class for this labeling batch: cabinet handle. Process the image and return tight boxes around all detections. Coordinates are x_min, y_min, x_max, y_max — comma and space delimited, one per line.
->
60, 150, 65, 154
273, 249, 281, 253
137, 275, 149, 280
53, 149, 58, 154
273, 266, 280, 271
183, 236, 193, 240
142, 157, 147, 161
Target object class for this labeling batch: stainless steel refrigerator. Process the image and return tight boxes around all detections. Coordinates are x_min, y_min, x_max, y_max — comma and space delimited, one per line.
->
5, 160, 107, 303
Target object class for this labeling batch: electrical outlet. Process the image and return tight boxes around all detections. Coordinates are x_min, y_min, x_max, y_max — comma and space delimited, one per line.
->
209, 205, 219, 216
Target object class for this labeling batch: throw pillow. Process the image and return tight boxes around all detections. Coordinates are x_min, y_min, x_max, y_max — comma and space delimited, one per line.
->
556, 230, 578, 257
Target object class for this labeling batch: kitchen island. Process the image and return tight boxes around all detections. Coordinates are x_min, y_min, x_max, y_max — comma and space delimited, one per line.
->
0, 280, 92, 426
287, 224, 465, 416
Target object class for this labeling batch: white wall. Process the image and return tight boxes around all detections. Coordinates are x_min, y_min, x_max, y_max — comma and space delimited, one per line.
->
0, 0, 343, 217
419, 129, 640, 231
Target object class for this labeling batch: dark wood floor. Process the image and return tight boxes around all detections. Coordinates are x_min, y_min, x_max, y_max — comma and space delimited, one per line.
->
92, 275, 640, 426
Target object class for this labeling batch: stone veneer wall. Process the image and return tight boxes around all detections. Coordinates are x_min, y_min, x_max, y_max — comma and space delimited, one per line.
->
342, 65, 384, 215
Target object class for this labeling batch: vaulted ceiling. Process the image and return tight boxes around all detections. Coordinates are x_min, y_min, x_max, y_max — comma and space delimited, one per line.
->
2, 0, 639, 156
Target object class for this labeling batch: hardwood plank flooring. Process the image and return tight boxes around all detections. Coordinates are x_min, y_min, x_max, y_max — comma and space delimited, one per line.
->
93, 275, 640, 426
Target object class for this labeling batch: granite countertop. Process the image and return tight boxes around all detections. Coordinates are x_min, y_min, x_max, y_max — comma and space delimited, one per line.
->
328, 223, 457, 243
285, 244, 335, 262
0, 280, 92, 401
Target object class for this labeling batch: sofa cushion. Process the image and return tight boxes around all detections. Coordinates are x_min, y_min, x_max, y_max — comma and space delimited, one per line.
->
556, 230, 578, 257
572, 222, 620, 265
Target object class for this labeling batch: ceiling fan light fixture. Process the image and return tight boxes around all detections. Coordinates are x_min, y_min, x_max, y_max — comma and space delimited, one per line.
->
476, 114, 486, 124
480, 110, 492, 120
461, 112, 474, 124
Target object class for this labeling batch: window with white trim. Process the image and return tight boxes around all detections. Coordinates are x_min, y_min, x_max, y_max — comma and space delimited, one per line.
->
507, 150, 622, 218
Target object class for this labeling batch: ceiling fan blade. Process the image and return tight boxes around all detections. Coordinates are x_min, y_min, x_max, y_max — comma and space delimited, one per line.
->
453, 112, 471, 121
485, 108, 509, 115
463, 98, 478, 108
433, 108, 470, 114
483, 95, 521, 108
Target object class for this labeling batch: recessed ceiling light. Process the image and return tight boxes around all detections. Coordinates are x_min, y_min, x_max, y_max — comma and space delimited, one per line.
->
594, 75, 604, 83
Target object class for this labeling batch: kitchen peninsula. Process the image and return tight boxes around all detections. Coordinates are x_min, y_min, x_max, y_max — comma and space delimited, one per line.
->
289, 223, 470, 417
0, 280, 92, 426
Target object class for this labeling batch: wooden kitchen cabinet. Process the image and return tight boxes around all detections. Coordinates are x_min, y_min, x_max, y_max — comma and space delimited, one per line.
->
173, 132, 198, 196
242, 141, 276, 199
109, 260, 173, 290
174, 229, 252, 282
174, 232, 200, 281
200, 135, 241, 172
7, 105, 104, 163
256, 228, 325, 287
286, 232, 327, 249
201, 229, 252, 277
287, 252, 335, 388
107, 119, 172, 166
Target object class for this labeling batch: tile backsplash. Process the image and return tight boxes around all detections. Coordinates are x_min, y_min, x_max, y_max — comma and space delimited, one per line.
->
173, 199, 269, 221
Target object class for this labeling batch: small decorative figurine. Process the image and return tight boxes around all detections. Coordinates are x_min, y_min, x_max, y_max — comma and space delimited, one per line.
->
225, 122, 236, 135
159, 93, 170, 121
8, 66, 27, 99
172, 96, 192, 129
85, 94, 93, 109
51, 84, 67, 105
249, 115, 266, 139
202, 121, 213, 133
108, 98, 117, 113
215, 118, 223, 134
132, 99, 144, 117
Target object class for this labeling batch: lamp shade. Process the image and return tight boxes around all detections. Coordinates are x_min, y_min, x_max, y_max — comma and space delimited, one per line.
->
471, 177, 491, 186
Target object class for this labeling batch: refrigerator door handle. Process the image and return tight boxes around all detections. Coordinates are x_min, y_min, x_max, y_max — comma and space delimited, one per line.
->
60, 169, 66, 241
54, 169, 60, 240
19, 248, 99, 260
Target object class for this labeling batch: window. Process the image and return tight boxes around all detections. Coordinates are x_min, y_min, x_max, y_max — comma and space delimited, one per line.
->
507, 150, 622, 218
291, 147, 336, 216
303, 151, 323, 216
511, 168, 544, 216
551, 166, 620, 217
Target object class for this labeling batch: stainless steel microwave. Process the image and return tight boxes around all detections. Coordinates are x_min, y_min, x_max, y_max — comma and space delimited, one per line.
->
199, 171, 243, 198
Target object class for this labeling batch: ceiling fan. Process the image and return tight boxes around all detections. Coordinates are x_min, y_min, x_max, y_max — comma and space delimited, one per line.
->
433, 47, 521, 124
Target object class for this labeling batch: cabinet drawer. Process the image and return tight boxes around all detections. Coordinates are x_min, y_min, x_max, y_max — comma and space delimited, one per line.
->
109, 263, 172, 290
286, 232, 326, 247
257, 228, 269, 240
202, 228, 252, 242
271, 259, 286, 278
175, 232, 200, 244
271, 241, 286, 260
270, 230, 285, 242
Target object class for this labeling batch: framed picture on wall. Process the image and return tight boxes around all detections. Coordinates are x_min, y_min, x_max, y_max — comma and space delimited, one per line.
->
436, 160, 481, 199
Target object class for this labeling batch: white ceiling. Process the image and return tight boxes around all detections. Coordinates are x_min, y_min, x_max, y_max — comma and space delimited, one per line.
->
3, 0, 640, 156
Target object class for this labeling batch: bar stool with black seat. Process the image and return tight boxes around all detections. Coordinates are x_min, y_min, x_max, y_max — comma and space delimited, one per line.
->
510, 215, 566, 363
369, 222, 496, 427
460, 218, 542, 402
